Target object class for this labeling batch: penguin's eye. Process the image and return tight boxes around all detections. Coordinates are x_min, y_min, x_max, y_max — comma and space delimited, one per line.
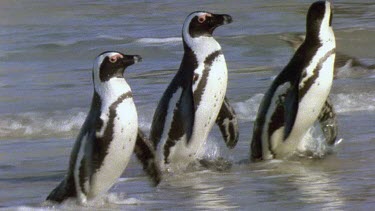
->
198, 16, 205, 23
109, 57, 117, 63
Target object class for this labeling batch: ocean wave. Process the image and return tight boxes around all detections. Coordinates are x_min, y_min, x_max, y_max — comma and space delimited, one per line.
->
234, 92, 375, 122
1, 92, 372, 140
135, 37, 181, 45
13, 207, 49, 211
0, 110, 86, 140
36, 40, 80, 48
332, 92, 375, 113
0, 108, 154, 140
97, 34, 125, 41
233, 94, 264, 122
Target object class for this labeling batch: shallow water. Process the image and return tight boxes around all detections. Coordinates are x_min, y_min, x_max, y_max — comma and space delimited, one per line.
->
0, 0, 374, 210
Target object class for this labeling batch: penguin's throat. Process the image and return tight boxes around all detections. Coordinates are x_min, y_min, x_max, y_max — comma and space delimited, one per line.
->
185, 36, 222, 61
318, 26, 335, 44
95, 78, 131, 103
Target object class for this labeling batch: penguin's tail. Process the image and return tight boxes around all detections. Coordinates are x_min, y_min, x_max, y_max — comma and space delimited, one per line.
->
46, 176, 76, 203
134, 129, 162, 186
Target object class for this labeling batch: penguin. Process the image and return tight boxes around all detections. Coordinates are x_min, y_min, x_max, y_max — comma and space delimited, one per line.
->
280, 33, 375, 78
251, 1, 337, 161
150, 11, 239, 172
46, 51, 145, 203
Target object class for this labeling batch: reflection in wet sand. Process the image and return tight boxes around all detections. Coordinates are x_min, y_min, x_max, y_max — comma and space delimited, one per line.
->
166, 170, 239, 210
258, 160, 346, 210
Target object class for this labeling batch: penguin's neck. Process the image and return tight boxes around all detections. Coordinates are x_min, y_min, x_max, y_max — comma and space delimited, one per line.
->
306, 26, 335, 49
95, 78, 131, 105
319, 27, 335, 48
184, 36, 222, 64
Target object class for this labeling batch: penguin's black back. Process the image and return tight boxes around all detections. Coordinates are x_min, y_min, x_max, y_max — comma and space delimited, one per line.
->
150, 46, 197, 148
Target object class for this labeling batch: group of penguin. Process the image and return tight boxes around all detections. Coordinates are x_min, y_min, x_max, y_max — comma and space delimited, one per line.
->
46, 1, 340, 204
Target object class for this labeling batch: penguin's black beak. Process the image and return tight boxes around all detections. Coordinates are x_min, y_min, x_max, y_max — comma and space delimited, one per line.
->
120, 54, 142, 67
132, 55, 143, 64
206, 14, 232, 35
210, 14, 233, 28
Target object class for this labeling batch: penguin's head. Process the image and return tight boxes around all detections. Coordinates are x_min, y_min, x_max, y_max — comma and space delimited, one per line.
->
93, 51, 142, 84
182, 11, 232, 46
306, 1, 333, 42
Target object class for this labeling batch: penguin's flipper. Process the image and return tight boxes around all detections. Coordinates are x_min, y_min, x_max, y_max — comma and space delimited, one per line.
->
46, 175, 76, 203
251, 86, 278, 161
215, 96, 239, 149
149, 75, 194, 147
317, 97, 338, 145
283, 83, 299, 140
134, 129, 162, 186
162, 84, 195, 164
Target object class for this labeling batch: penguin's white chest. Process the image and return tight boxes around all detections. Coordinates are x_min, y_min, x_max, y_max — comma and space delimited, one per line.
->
170, 55, 228, 163
296, 54, 335, 131
90, 99, 138, 197
193, 55, 228, 142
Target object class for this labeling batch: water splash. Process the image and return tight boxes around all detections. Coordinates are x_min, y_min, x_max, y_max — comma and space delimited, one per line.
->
0, 110, 86, 140
105, 193, 142, 205
297, 123, 339, 159
332, 92, 375, 113
233, 94, 264, 122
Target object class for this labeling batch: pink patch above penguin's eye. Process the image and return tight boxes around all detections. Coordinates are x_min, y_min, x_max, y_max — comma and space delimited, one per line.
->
198, 16, 206, 23
109, 57, 117, 63
109, 54, 123, 63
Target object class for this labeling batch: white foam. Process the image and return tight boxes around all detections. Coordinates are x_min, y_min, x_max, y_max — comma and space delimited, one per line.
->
332, 92, 375, 113
97, 35, 124, 41
233, 92, 375, 123
233, 94, 264, 122
106, 193, 142, 205
54, 40, 79, 46
201, 136, 221, 160
136, 37, 181, 45
0, 107, 155, 140
14, 206, 51, 211
0, 109, 86, 140
297, 123, 334, 158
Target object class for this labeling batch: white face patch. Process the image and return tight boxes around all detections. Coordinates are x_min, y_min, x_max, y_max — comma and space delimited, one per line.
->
182, 12, 221, 56
92, 52, 132, 102
93, 52, 122, 87
181, 13, 223, 70
182, 12, 208, 41
318, 1, 334, 43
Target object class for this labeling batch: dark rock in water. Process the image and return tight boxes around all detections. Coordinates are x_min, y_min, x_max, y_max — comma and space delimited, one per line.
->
199, 157, 233, 172
280, 33, 375, 79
